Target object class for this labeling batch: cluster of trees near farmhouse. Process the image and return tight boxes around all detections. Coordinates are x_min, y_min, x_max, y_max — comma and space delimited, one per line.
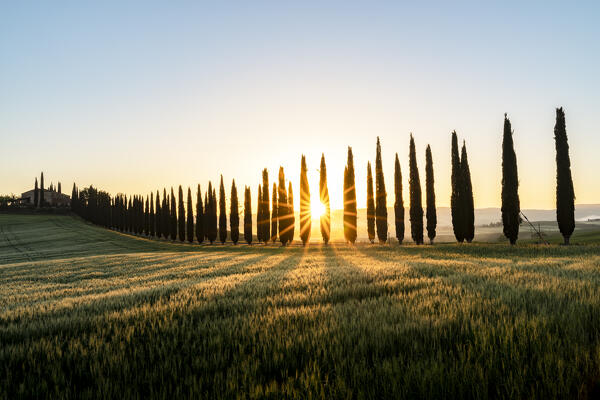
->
71, 108, 576, 246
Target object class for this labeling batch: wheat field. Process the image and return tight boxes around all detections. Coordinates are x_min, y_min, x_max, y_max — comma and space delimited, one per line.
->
1, 214, 600, 399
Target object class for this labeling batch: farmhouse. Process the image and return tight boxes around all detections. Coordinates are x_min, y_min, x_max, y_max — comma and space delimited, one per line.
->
21, 188, 70, 207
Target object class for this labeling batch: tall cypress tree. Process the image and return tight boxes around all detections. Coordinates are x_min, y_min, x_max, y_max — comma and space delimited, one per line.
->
155, 191, 161, 238
195, 185, 204, 244
375, 137, 388, 243
57, 182, 61, 194
177, 186, 185, 241
278, 167, 289, 245
299, 155, 311, 246
501, 114, 520, 245
425, 145, 437, 244
150, 192, 155, 237
168, 189, 175, 240
288, 181, 295, 244
162, 189, 169, 239
554, 107, 575, 245
261, 169, 270, 242
186, 187, 194, 243
450, 131, 464, 242
344, 147, 357, 244
257, 185, 263, 242
271, 183, 278, 243
244, 186, 252, 245
461, 141, 475, 243
394, 153, 404, 244
144, 195, 149, 236
230, 180, 239, 245
366, 162, 375, 243
39, 172, 45, 207
209, 185, 218, 244
319, 153, 330, 244
219, 176, 227, 244
71, 183, 77, 212
409, 134, 424, 244
34, 178, 39, 207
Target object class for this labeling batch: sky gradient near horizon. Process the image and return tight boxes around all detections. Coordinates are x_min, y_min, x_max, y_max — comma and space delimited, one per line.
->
2, 1, 599, 211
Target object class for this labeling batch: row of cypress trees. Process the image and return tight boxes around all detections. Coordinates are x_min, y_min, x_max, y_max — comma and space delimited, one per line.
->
73, 108, 575, 245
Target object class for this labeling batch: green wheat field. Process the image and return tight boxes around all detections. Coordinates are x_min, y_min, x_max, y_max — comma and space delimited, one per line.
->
1, 214, 600, 399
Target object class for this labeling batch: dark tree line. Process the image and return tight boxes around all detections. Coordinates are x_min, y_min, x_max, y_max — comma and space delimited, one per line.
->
450, 131, 474, 243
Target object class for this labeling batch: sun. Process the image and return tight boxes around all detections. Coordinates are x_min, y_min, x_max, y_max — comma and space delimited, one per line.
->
312, 201, 326, 219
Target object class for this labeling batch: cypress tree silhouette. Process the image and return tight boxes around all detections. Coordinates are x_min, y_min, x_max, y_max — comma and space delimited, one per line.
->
299, 155, 311, 246
271, 183, 278, 243
257, 185, 263, 242
554, 107, 575, 245
244, 186, 252, 245
187, 187, 194, 243
409, 134, 424, 244
196, 185, 204, 244
177, 186, 185, 241
319, 154, 330, 244
39, 172, 45, 207
461, 142, 475, 243
501, 114, 520, 245
162, 189, 169, 239
278, 167, 289, 245
155, 191, 161, 238
344, 147, 357, 244
288, 181, 295, 244
230, 180, 239, 245
150, 192, 155, 237
127, 196, 132, 232
34, 178, 39, 207
425, 145, 437, 244
219, 176, 227, 244
366, 162, 375, 243
375, 137, 388, 243
170, 188, 177, 241
208, 185, 218, 244
145, 195, 149, 236
394, 153, 404, 244
57, 182, 61, 194
261, 169, 270, 242
450, 131, 464, 242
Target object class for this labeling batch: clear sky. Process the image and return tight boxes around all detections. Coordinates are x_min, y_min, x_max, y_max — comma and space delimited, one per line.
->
2, 1, 599, 211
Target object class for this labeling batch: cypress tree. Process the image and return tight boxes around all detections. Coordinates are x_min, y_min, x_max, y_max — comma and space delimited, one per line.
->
150, 192, 155, 237
554, 107, 575, 245
230, 180, 239, 245
261, 169, 270, 242
39, 172, 45, 207
344, 147, 357, 244
257, 185, 263, 242
461, 142, 475, 243
206, 184, 217, 244
187, 187, 194, 243
219, 176, 227, 244
288, 181, 295, 244
271, 183, 278, 243
366, 162, 375, 243
450, 131, 464, 242
34, 178, 39, 207
278, 167, 289, 245
57, 182, 61, 194
299, 155, 311, 246
394, 153, 405, 244
177, 186, 185, 241
196, 185, 204, 244
162, 189, 169, 239
319, 153, 330, 244
244, 186, 252, 245
501, 114, 520, 245
425, 145, 437, 244
71, 183, 77, 212
145, 195, 149, 235
375, 137, 388, 243
170, 188, 177, 241
409, 134, 424, 244
155, 191, 161, 238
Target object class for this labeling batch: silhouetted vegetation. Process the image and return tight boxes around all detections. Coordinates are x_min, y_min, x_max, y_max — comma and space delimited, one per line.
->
554, 107, 575, 245
394, 153, 404, 244
461, 142, 474, 243
319, 153, 330, 244
299, 155, 311, 246
375, 137, 387, 243
344, 147, 357, 244
502, 114, 520, 245
409, 134, 424, 244
244, 186, 252, 245
230, 180, 239, 245
425, 145, 436, 244
366, 162, 375, 243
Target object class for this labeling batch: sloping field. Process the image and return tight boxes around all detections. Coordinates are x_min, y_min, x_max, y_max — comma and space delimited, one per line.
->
1, 214, 600, 399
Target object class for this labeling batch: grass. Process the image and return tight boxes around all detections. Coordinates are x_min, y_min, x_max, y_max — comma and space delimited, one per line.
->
1, 214, 600, 399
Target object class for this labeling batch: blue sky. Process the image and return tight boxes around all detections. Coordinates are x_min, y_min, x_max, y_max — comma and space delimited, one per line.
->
1, 1, 599, 209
